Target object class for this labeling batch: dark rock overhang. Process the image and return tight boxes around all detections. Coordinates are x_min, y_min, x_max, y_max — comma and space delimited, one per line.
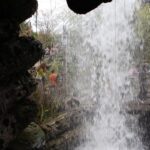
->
0, 0, 37, 23
66, 0, 112, 14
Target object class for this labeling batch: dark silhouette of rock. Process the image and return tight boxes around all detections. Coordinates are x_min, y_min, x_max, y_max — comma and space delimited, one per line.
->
0, 37, 43, 83
0, 0, 43, 149
0, 0, 38, 23
0, 20, 19, 42
8, 122, 45, 150
66, 0, 112, 14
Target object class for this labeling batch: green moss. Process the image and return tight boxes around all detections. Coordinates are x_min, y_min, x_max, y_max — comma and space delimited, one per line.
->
10, 122, 45, 150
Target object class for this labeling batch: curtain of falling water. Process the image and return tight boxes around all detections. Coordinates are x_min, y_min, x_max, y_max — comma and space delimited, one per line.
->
63, 0, 144, 150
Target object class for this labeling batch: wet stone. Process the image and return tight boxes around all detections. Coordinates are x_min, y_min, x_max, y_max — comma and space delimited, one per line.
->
8, 122, 46, 150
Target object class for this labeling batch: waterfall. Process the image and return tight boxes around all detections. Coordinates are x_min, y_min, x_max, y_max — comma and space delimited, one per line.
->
62, 0, 144, 150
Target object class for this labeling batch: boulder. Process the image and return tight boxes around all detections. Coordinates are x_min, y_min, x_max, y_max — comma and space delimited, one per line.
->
8, 122, 46, 150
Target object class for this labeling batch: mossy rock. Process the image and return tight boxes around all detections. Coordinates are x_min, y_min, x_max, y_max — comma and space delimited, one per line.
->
9, 122, 45, 150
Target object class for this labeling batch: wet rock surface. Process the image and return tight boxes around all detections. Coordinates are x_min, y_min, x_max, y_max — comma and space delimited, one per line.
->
0, 0, 43, 149
46, 127, 84, 150
41, 100, 95, 150
66, 0, 112, 14
126, 100, 150, 114
126, 100, 150, 149
8, 122, 46, 150
9, 99, 95, 150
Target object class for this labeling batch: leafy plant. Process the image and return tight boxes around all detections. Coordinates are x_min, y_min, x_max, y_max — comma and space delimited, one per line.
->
136, 3, 150, 62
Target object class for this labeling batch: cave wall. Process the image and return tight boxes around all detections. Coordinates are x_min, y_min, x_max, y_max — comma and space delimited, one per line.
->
138, 112, 150, 149
0, 0, 44, 149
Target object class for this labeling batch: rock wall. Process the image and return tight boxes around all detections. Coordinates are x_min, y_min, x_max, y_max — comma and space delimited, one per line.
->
126, 100, 150, 149
0, 0, 43, 149
138, 112, 150, 149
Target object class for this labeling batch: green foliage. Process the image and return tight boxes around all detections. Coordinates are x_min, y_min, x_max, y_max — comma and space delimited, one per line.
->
136, 4, 150, 62
36, 31, 55, 48
10, 123, 45, 150
137, 4, 150, 37
31, 85, 63, 123
49, 58, 63, 73
40, 99, 62, 122
20, 21, 32, 36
